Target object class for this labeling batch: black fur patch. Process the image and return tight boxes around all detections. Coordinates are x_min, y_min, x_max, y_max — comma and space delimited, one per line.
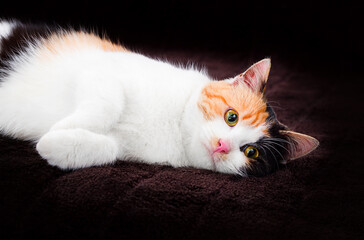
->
244, 103, 290, 177
245, 128, 289, 177
0, 22, 58, 77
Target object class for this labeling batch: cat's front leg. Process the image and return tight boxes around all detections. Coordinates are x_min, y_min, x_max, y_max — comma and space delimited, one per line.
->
36, 129, 119, 169
36, 71, 126, 169
36, 103, 123, 169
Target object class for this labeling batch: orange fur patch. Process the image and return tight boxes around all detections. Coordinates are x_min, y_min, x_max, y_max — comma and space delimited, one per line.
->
41, 31, 128, 56
198, 81, 269, 128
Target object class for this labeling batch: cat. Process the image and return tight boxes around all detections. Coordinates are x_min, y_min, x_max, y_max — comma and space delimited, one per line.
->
0, 19, 319, 177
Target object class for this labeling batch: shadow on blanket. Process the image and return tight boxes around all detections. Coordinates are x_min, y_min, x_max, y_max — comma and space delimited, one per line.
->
0, 45, 362, 240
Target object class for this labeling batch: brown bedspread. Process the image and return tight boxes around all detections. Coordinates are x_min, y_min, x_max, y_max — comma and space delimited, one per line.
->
1, 47, 362, 239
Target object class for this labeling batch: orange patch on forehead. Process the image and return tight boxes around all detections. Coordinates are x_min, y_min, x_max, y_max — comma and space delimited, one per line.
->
198, 81, 269, 128
41, 31, 128, 55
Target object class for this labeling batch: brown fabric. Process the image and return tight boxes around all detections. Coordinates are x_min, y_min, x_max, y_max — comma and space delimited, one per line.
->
0, 47, 362, 239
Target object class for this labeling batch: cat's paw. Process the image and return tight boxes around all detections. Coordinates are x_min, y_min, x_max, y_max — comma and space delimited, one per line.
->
36, 129, 118, 169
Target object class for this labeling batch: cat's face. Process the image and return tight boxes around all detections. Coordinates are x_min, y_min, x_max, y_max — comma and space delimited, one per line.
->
194, 59, 319, 176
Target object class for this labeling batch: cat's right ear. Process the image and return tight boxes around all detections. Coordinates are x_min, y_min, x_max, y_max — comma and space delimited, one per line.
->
279, 130, 319, 161
232, 58, 271, 94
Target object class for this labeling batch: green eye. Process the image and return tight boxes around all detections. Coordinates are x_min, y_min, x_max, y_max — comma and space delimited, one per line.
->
243, 146, 259, 159
224, 109, 239, 127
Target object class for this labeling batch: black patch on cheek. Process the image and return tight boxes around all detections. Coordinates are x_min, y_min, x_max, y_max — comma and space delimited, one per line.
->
245, 156, 272, 177
244, 121, 290, 177
238, 102, 289, 177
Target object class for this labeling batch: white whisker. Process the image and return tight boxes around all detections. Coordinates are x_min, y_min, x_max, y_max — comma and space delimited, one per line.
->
263, 139, 290, 153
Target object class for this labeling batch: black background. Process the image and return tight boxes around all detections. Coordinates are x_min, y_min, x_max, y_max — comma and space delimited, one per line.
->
1, 1, 361, 68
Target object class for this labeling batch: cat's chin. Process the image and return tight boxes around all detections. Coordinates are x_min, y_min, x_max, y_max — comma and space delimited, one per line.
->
198, 144, 241, 175
215, 164, 247, 176
209, 153, 247, 176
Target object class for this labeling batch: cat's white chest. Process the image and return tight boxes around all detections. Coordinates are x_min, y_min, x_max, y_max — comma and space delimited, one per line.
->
112, 116, 186, 166
110, 78, 196, 166
102, 53, 208, 167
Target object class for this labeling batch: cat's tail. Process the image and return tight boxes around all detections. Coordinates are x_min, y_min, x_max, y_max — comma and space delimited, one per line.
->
0, 19, 55, 82
0, 19, 16, 38
0, 19, 22, 61
0, 19, 56, 59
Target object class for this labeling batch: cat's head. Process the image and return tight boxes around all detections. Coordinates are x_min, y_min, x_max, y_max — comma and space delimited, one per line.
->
193, 58, 319, 176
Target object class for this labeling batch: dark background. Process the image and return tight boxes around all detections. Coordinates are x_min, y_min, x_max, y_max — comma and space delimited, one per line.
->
1, 1, 363, 239
1, 1, 362, 92
1, 1, 361, 65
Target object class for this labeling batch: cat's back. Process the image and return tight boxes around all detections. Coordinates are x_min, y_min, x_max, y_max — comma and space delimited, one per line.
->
0, 19, 129, 73
0, 20, 131, 140
0, 20, 210, 142
0, 19, 133, 100
0, 19, 206, 89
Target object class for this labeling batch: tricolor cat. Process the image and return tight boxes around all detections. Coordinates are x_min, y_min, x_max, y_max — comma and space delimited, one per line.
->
0, 20, 318, 176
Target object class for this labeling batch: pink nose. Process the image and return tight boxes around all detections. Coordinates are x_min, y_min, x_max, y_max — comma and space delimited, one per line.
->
213, 139, 230, 154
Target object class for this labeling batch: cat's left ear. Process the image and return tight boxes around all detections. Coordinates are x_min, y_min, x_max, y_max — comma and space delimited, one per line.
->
233, 58, 271, 94
279, 130, 319, 162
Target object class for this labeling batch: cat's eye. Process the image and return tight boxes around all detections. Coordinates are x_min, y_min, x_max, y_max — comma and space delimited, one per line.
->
224, 109, 239, 127
243, 146, 259, 159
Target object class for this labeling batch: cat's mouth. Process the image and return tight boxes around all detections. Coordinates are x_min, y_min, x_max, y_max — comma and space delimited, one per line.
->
211, 152, 228, 162
209, 139, 229, 163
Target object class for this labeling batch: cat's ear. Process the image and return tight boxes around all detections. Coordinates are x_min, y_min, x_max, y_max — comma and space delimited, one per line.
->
279, 130, 319, 161
233, 58, 271, 94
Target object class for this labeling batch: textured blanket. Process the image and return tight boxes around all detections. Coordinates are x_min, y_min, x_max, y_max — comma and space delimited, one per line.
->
0, 46, 361, 239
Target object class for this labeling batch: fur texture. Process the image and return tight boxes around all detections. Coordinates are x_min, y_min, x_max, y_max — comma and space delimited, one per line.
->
0, 20, 319, 176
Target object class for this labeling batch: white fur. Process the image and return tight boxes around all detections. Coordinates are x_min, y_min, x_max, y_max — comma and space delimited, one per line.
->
0, 38, 265, 175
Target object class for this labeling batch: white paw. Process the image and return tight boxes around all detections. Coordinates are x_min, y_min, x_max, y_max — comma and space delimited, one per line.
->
36, 129, 118, 169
